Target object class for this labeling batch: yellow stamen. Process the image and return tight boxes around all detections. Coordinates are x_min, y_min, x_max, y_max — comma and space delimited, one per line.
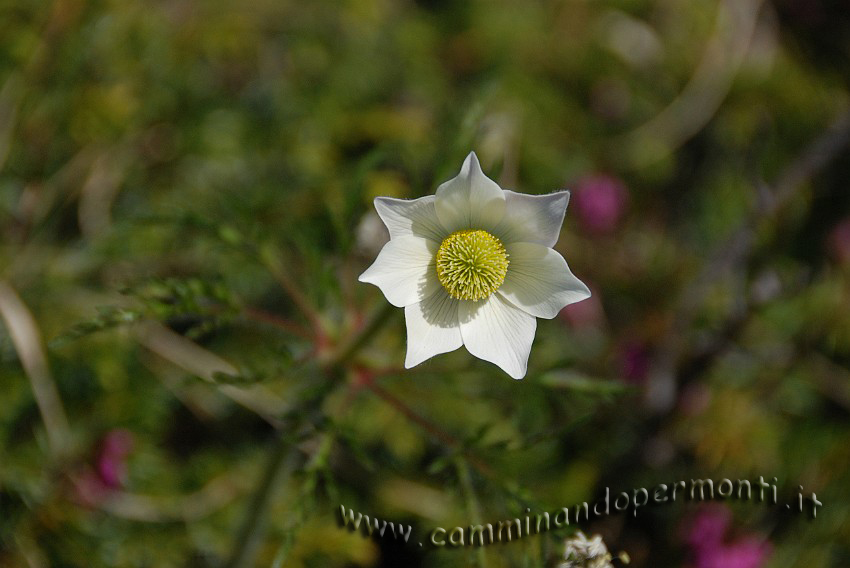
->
435, 230, 509, 301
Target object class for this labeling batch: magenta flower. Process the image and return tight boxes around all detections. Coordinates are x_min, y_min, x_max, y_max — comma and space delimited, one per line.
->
96, 429, 134, 488
687, 505, 731, 553
571, 175, 628, 234
686, 505, 771, 568
72, 429, 134, 506
618, 341, 651, 384
697, 538, 772, 568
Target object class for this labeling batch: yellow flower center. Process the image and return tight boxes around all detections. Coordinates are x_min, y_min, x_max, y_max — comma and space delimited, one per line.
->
435, 230, 509, 301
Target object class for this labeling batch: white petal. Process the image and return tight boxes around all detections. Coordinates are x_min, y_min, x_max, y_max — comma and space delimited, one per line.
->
373, 195, 446, 242
359, 235, 439, 307
492, 190, 570, 247
499, 242, 591, 319
435, 152, 506, 233
459, 294, 537, 379
404, 289, 463, 368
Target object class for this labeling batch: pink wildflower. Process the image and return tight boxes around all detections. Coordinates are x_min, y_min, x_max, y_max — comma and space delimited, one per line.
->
571, 175, 628, 234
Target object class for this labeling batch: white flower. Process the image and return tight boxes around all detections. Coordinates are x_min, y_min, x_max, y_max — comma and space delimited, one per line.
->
559, 531, 629, 568
358, 152, 590, 379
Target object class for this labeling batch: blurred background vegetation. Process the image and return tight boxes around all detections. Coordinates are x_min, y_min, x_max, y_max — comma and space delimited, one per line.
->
1, 0, 849, 566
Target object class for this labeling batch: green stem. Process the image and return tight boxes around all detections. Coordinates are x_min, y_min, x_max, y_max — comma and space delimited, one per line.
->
222, 433, 296, 568
223, 297, 395, 566
258, 243, 324, 335
456, 457, 486, 568
326, 301, 395, 369
271, 432, 334, 568
368, 382, 496, 478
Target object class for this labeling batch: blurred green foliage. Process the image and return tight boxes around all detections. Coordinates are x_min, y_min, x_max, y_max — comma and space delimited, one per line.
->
1, 0, 850, 567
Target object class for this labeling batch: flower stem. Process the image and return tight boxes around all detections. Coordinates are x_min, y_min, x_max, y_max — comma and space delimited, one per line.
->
456, 457, 487, 568
242, 306, 311, 339
222, 433, 297, 568
366, 382, 496, 478
258, 243, 324, 335
326, 301, 395, 369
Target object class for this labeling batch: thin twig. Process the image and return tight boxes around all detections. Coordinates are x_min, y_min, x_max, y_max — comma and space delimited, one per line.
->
98, 473, 245, 522
325, 301, 396, 369
223, 433, 298, 568
221, 300, 397, 567
0, 281, 71, 460
366, 382, 496, 478
258, 244, 325, 335
242, 307, 311, 339
136, 321, 286, 427
647, 109, 850, 411
456, 457, 487, 567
